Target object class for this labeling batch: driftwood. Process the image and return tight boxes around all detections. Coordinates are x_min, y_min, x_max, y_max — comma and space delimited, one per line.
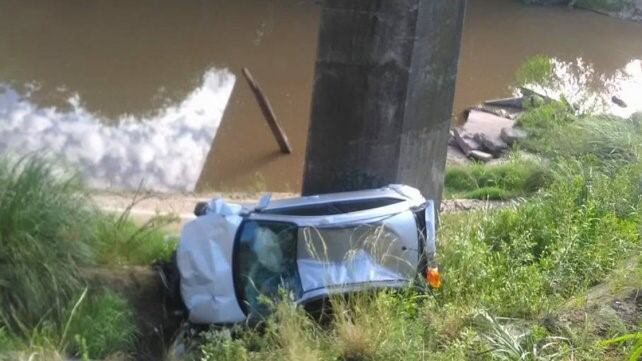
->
242, 68, 293, 154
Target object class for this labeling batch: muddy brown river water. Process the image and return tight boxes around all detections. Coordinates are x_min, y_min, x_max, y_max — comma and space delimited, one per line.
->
0, 0, 641, 192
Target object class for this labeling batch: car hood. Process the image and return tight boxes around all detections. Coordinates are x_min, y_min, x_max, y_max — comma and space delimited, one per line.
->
177, 209, 245, 324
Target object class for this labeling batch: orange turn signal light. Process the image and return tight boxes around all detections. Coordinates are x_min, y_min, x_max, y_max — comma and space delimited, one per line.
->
426, 267, 442, 289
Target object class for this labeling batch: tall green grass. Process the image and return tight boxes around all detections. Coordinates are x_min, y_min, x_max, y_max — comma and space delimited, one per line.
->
66, 290, 137, 359
0, 156, 94, 334
0, 289, 136, 361
0, 155, 169, 359
445, 156, 551, 200
94, 211, 178, 265
440, 163, 640, 318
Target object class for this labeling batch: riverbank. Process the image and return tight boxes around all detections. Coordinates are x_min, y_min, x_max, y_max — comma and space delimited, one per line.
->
92, 188, 509, 233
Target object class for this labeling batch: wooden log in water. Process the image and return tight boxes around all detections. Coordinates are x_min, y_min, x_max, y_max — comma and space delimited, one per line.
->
242, 68, 292, 154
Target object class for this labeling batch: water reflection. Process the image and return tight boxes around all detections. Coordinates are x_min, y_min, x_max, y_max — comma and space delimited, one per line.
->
0, 0, 641, 192
614, 60, 642, 118
517, 58, 642, 117
0, 69, 235, 191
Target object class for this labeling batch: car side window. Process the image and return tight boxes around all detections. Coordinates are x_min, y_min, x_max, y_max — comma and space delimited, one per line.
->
234, 220, 301, 317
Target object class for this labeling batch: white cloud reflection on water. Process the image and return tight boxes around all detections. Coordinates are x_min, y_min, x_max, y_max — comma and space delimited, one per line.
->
518, 58, 642, 118
0, 68, 235, 192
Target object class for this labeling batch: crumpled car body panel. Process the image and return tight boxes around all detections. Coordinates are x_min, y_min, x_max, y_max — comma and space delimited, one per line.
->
177, 184, 436, 324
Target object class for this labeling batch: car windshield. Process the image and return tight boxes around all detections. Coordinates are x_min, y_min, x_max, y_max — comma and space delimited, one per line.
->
233, 220, 302, 317
296, 211, 419, 298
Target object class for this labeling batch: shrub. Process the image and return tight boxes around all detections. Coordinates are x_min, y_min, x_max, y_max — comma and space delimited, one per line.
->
0, 156, 95, 334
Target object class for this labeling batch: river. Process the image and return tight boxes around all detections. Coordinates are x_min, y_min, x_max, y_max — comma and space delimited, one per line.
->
0, 0, 640, 192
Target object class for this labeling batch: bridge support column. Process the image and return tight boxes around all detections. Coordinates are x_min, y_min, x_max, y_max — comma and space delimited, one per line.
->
302, 0, 466, 206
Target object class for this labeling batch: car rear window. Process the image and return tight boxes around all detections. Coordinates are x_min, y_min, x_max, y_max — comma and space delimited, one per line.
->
262, 197, 403, 216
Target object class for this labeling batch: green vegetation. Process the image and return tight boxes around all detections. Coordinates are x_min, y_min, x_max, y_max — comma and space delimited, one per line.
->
0, 155, 172, 359
67, 290, 137, 359
95, 211, 178, 265
445, 156, 551, 200
440, 162, 640, 317
0, 157, 94, 334
0, 288, 137, 361
600, 332, 642, 361
514, 55, 554, 88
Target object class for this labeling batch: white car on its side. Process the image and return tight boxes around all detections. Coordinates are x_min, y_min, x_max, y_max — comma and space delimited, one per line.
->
176, 184, 439, 324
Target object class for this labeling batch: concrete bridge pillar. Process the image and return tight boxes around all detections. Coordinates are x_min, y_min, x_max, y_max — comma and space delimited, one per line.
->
302, 0, 466, 206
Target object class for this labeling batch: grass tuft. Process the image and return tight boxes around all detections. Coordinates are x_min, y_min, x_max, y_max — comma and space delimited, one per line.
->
445, 156, 551, 200
94, 212, 178, 265
66, 290, 137, 360
0, 156, 95, 334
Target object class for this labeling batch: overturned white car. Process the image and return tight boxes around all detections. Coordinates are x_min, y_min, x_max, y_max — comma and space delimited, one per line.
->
176, 184, 439, 324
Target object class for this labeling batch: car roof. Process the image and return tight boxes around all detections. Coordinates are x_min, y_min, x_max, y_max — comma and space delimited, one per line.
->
260, 184, 424, 213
